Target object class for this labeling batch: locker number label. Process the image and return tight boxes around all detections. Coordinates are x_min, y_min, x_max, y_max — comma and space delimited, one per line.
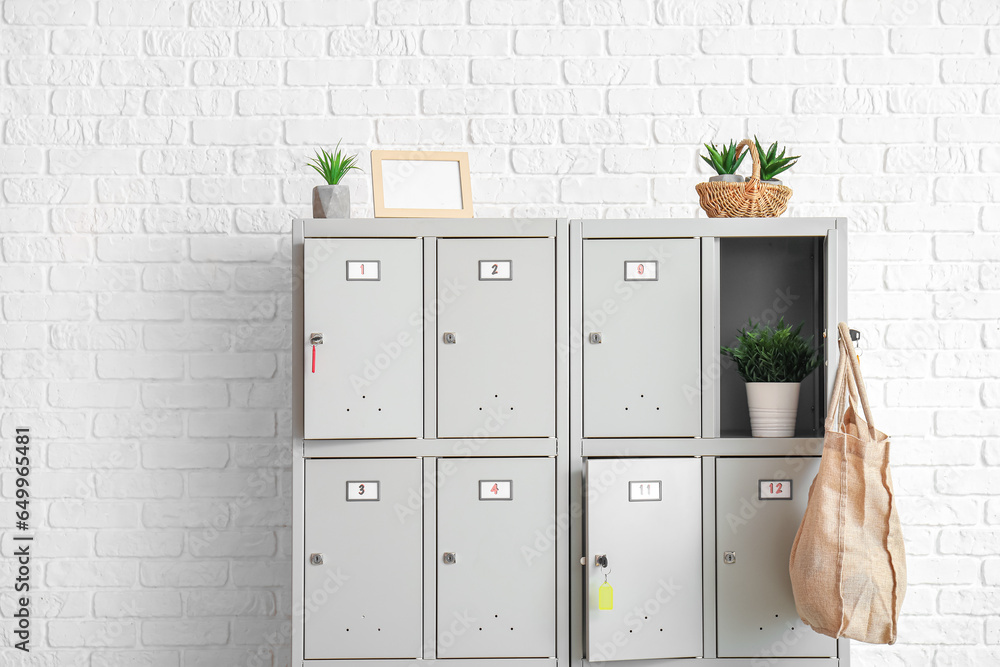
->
479, 260, 512, 281
758, 480, 792, 500
628, 480, 662, 502
346, 481, 380, 501
346, 261, 380, 281
479, 480, 513, 501
624, 261, 657, 281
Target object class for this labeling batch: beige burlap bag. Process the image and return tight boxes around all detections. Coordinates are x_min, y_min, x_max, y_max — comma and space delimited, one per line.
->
789, 322, 906, 644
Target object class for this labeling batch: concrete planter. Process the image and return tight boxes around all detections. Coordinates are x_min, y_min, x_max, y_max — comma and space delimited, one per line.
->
745, 382, 800, 438
709, 174, 744, 183
313, 185, 350, 218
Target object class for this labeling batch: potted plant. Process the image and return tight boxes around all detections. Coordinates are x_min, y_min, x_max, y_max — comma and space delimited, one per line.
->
700, 140, 746, 183
753, 136, 799, 185
307, 142, 361, 218
721, 318, 820, 438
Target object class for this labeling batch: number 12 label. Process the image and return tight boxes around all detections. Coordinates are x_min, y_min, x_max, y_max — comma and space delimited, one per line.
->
479, 260, 512, 280
346, 481, 380, 501
758, 480, 792, 500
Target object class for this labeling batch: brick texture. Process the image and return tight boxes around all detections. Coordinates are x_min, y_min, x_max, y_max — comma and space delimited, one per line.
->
0, 1, 994, 664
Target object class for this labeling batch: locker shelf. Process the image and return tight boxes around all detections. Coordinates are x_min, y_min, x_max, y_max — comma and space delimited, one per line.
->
719, 236, 827, 439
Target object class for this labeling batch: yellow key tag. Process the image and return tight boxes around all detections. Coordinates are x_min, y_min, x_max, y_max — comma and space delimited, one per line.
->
598, 581, 613, 610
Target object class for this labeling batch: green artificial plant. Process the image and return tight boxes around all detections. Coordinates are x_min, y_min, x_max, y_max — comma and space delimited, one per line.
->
753, 136, 799, 181
721, 318, 820, 383
308, 142, 361, 185
700, 140, 747, 175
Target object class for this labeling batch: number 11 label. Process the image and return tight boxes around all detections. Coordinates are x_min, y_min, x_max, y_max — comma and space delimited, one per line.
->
628, 480, 662, 502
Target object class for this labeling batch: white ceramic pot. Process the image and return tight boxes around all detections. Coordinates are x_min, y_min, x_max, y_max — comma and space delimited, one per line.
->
313, 184, 350, 218
745, 382, 800, 438
709, 174, 744, 183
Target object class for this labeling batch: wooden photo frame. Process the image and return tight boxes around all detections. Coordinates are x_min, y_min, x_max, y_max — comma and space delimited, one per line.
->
371, 150, 473, 218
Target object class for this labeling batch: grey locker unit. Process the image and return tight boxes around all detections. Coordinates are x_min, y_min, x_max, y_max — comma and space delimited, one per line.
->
437, 237, 556, 438
304, 458, 423, 659
716, 457, 837, 659
585, 458, 703, 662
570, 218, 849, 667
582, 238, 702, 438
303, 237, 424, 440
437, 456, 557, 658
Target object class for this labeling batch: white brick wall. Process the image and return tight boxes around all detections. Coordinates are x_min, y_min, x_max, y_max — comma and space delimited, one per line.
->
0, 0, 996, 664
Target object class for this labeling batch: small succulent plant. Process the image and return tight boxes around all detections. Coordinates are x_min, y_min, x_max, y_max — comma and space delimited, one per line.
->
700, 140, 747, 175
721, 318, 820, 384
308, 142, 361, 185
753, 137, 799, 182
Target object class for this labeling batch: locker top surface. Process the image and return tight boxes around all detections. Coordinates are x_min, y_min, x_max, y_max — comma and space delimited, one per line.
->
297, 218, 560, 238
295, 217, 843, 240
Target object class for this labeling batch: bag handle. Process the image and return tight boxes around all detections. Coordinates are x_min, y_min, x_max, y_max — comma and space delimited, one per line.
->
825, 322, 878, 440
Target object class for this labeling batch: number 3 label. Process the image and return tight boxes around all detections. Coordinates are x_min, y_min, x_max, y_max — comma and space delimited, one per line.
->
347, 481, 380, 501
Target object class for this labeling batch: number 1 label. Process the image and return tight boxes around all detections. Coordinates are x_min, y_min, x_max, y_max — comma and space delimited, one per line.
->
347, 261, 380, 281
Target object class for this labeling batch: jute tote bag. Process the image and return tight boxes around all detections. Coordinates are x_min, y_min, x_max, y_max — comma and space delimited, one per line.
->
789, 322, 906, 644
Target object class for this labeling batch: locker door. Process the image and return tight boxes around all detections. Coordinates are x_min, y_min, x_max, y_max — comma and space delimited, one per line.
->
583, 238, 701, 437
586, 458, 703, 662
304, 458, 422, 659
303, 238, 423, 439
716, 457, 837, 658
437, 457, 556, 658
437, 238, 556, 438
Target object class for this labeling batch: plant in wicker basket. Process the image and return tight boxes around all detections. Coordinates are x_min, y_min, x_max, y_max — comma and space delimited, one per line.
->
694, 138, 794, 218
753, 136, 799, 183
700, 140, 747, 182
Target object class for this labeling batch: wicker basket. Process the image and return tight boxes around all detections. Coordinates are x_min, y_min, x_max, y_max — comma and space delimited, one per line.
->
695, 139, 792, 218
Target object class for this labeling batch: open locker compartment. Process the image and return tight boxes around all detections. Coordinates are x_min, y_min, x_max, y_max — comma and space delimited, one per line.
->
718, 236, 827, 439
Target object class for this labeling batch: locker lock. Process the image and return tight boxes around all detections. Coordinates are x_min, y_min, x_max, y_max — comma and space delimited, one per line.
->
723, 551, 736, 565
310, 553, 324, 566
589, 332, 602, 344
595, 554, 608, 568
310, 333, 324, 345
443, 552, 457, 564
443, 332, 457, 344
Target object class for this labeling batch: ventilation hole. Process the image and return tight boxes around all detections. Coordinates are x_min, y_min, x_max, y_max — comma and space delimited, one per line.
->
494, 394, 498, 398
640, 394, 644, 398
495, 615, 498, 618
775, 614, 779, 618
378, 408, 381, 412
346, 628, 350, 631
759, 627, 763, 631
510, 627, 514, 631
378, 628, 381, 632
509, 407, 513, 411
629, 630, 632, 633
656, 407, 660, 411
644, 616, 648, 620
659, 628, 663, 632
346, 408, 350, 412
625, 407, 628, 411
479, 628, 482, 631
479, 407, 483, 411
362, 395, 366, 399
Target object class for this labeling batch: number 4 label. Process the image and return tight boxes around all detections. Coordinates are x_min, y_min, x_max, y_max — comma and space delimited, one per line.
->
479, 480, 513, 500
